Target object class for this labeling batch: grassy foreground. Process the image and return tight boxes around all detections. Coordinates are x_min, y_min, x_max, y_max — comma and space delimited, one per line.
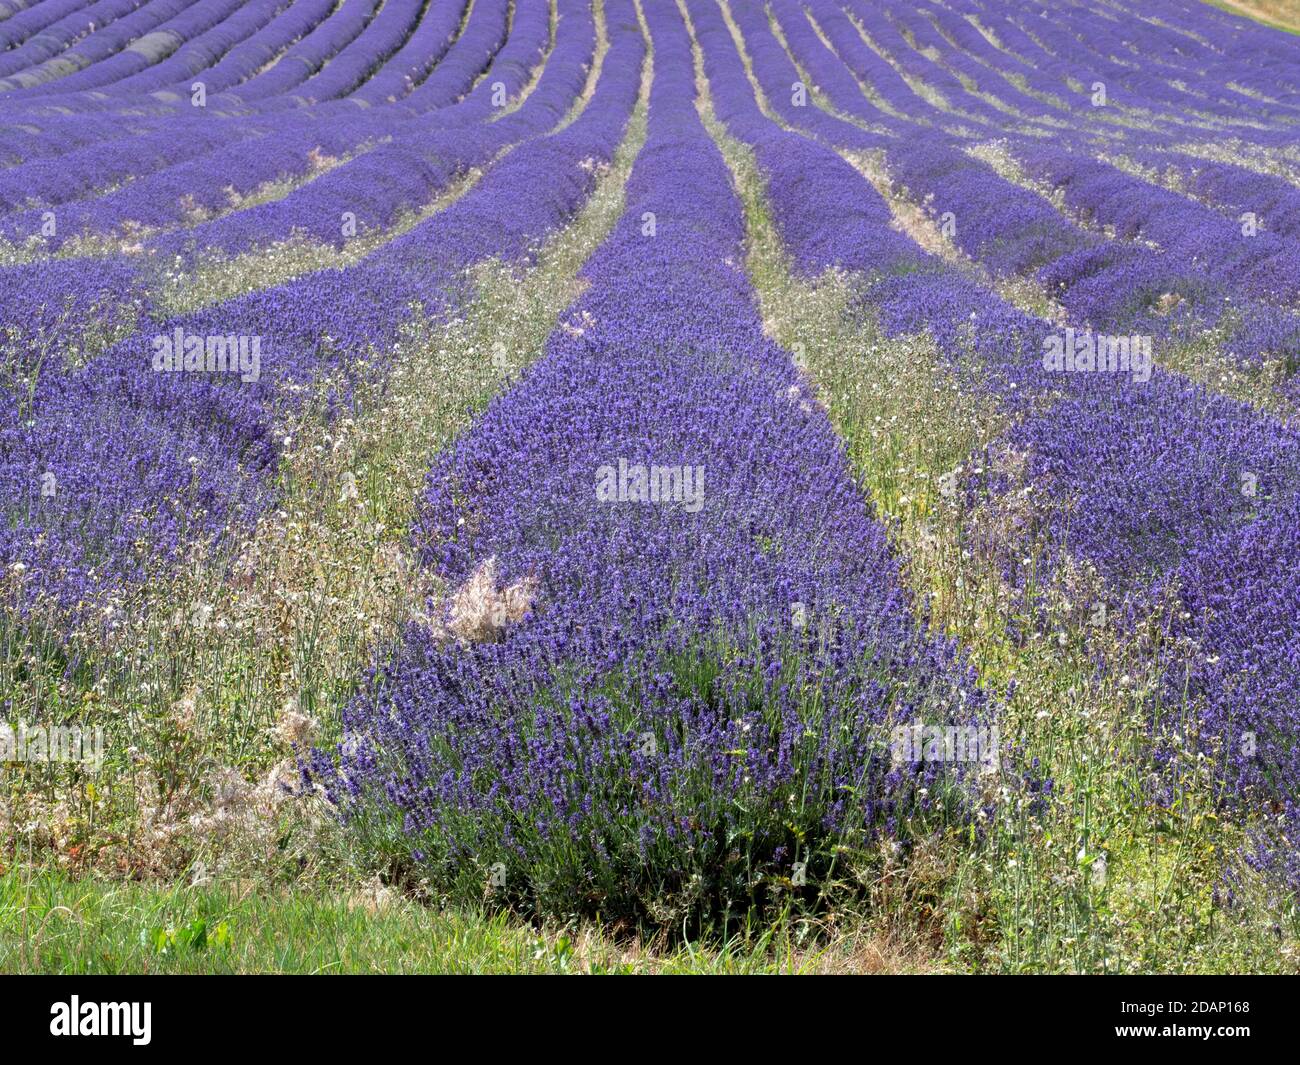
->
0, 865, 937, 975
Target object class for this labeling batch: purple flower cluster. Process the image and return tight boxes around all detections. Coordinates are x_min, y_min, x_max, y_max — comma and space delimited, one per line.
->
1156, 490, 1300, 887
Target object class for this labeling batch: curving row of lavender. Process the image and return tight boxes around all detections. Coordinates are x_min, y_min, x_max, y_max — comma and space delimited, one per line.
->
760, 1, 1300, 372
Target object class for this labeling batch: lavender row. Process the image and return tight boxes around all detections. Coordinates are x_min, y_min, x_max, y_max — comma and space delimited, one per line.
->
735, 3, 1300, 369
0, 0, 109, 53
818, 3, 1300, 365
869, 2, 1078, 125
878, 137, 1300, 368
941, 0, 1300, 139
310, 3, 992, 921
722, 0, 884, 151
0, 0, 532, 248
1147, 151, 1300, 241
0, 0, 454, 135
0, 0, 202, 93
97, 0, 295, 100
789, 0, 1201, 144
1009, 141, 1300, 312
993, 0, 1300, 123
9, 0, 398, 109
713, 0, 1300, 611
797, 0, 1300, 148
0, 0, 156, 81
151, 0, 555, 260
210, 0, 428, 112
782, 0, 1120, 144
0, 0, 372, 100
847, 0, 1046, 129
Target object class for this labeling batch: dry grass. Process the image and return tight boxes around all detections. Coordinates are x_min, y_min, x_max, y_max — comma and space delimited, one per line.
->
1205, 0, 1300, 34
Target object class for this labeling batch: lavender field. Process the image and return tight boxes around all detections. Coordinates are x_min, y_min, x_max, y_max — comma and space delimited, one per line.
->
1, 0, 1299, 976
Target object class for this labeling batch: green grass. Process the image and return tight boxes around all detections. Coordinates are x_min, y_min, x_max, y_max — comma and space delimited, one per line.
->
0, 865, 934, 974
0, 866, 695, 974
